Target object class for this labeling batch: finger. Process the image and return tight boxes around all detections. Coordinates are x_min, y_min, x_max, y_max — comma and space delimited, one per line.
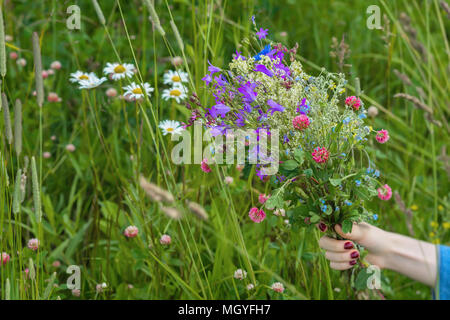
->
335, 223, 364, 241
325, 250, 360, 262
316, 222, 327, 232
330, 260, 358, 270
319, 236, 355, 252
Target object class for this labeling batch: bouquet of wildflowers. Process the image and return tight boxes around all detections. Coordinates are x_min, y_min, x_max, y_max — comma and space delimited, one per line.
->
190, 21, 392, 245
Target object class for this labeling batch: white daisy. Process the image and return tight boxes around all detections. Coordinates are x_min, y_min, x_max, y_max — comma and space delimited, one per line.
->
123, 82, 154, 101
158, 120, 184, 136
78, 74, 107, 89
163, 70, 189, 86
70, 71, 96, 83
161, 83, 188, 104
103, 62, 135, 81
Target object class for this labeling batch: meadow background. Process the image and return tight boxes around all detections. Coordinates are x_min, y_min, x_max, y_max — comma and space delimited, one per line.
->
0, 0, 449, 300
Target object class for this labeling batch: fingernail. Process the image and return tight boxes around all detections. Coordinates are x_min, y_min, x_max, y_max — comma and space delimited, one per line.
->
318, 222, 327, 232
349, 260, 357, 266
344, 241, 354, 250
350, 251, 360, 259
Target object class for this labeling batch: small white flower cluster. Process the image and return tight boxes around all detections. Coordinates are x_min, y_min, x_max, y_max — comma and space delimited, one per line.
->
161, 70, 189, 104
70, 71, 107, 89
233, 268, 247, 280
103, 62, 135, 81
158, 120, 184, 136
122, 82, 154, 101
158, 69, 190, 136
70, 64, 189, 137
96, 282, 107, 293
70, 62, 155, 102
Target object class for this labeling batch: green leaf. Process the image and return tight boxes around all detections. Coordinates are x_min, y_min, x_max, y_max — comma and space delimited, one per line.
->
354, 268, 372, 290
342, 219, 353, 234
296, 187, 309, 199
265, 188, 284, 210
368, 187, 378, 197
329, 178, 342, 186
281, 160, 298, 171
310, 214, 320, 223
66, 220, 92, 260
268, 242, 281, 250
303, 168, 313, 177
381, 274, 394, 296
294, 148, 305, 165
288, 205, 310, 218
349, 210, 360, 218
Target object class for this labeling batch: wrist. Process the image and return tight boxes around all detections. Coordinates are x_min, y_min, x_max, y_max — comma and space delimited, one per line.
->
377, 230, 438, 287
360, 224, 394, 269
374, 229, 397, 270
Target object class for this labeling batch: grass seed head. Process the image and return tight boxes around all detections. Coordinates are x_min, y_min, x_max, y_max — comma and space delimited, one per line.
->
14, 99, 22, 156
28, 258, 36, 280
13, 168, 22, 214
187, 201, 209, 220
394, 93, 433, 114
0, 6, 6, 77
139, 175, 175, 203
393, 69, 412, 86
2, 93, 13, 144
170, 20, 184, 51
161, 206, 183, 220
32, 32, 44, 107
5, 278, 11, 300
31, 156, 41, 221
144, 0, 165, 36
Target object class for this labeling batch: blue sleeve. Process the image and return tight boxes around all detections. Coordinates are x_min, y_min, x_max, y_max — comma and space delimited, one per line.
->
437, 245, 450, 300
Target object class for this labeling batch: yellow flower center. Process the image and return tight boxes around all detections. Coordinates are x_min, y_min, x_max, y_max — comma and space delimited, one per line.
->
79, 75, 89, 80
114, 65, 126, 73
171, 75, 181, 82
167, 128, 174, 132
170, 89, 181, 97
132, 87, 143, 94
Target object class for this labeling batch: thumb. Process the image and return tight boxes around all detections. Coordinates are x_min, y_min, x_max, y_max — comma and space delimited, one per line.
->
335, 223, 365, 242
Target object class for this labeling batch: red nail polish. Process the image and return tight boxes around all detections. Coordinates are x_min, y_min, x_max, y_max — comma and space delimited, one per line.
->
344, 242, 354, 250
350, 251, 360, 259
349, 260, 357, 266
318, 222, 327, 232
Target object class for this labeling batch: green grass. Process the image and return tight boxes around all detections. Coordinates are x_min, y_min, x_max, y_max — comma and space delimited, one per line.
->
0, 0, 448, 300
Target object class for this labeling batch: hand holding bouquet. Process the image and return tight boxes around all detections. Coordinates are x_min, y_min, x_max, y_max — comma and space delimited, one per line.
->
191, 19, 392, 257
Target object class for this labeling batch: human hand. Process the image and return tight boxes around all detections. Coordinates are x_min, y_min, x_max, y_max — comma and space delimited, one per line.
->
319, 222, 438, 287
318, 222, 390, 270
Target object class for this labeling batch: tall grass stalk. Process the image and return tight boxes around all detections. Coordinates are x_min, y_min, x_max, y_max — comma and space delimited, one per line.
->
2, 92, 12, 144
14, 99, 22, 156
31, 156, 41, 222
32, 32, 44, 108
12, 168, 21, 214
0, 5, 6, 77
91, 0, 106, 25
